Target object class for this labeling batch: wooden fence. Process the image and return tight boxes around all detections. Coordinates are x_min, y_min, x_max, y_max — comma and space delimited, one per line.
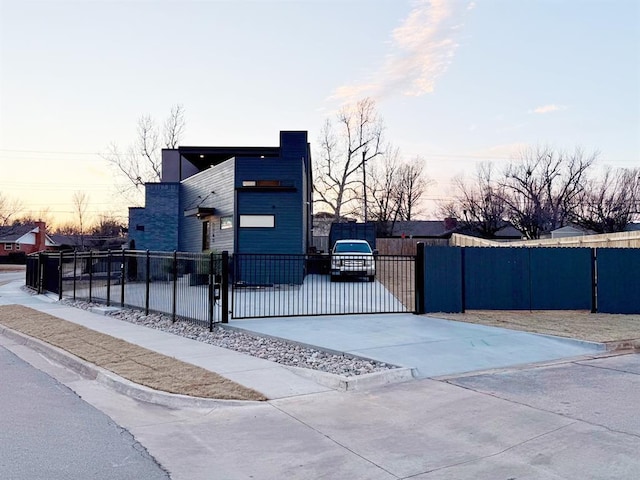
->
450, 231, 640, 248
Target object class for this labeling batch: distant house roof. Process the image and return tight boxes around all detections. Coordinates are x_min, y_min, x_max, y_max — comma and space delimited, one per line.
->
625, 222, 640, 232
0, 225, 34, 242
388, 220, 523, 240
390, 221, 453, 238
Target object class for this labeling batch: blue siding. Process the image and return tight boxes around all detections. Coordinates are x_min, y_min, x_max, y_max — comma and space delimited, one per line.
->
234, 131, 309, 254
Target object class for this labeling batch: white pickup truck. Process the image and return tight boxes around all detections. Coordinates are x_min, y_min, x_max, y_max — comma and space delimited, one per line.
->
330, 239, 376, 282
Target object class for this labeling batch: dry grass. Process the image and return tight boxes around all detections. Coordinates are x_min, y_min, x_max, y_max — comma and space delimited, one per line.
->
0, 304, 266, 401
0, 264, 25, 272
430, 310, 640, 343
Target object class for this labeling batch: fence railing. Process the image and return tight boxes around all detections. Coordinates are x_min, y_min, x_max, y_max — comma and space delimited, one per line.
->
26, 249, 418, 322
27, 250, 226, 330
230, 253, 416, 318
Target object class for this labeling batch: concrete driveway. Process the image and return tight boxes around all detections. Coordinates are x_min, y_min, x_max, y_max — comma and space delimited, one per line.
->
231, 313, 606, 378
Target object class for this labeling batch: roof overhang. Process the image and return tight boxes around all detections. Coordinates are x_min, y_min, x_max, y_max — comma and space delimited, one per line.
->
178, 146, 280, 171
184, 207, 216, 218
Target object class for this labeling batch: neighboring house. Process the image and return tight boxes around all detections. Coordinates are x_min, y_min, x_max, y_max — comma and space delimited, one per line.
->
49, 234, 127, 252
549, 225, 592, 239
388, 219, 522, 241
0, 222, 56, 258
128, 131, 313, 255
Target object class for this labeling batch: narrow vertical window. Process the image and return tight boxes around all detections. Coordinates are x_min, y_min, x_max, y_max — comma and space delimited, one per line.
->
202, 221, 211, 251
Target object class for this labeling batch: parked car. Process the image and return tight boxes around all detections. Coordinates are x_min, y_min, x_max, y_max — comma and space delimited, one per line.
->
330, 239, 376, 282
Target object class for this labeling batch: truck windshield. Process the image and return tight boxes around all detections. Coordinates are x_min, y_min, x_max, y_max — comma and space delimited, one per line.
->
334, 243, 371, 253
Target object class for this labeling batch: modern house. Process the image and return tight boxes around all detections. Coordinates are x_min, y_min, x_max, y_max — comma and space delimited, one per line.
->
128, 131, 313, 255
0, 222, 56, 260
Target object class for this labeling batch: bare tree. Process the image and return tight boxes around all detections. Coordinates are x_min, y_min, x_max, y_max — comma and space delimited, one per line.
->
0, 192, 24, 226
72, 191, 90, 250
441, 163, 508, 238
313, 98, 385, 221
14, 208, 55, 228
573, 167, 640, 233
501, 146, 596, 239
91, 213, 126, 237
54, 222, 80, 236
103, 105, 186, 205
366, 147, 402, 236
396, 156, 430, 221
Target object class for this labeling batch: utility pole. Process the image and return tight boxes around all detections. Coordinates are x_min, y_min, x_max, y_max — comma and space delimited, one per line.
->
362, 149, 368, 223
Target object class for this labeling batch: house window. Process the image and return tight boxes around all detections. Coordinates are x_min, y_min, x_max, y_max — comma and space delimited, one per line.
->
202, 221, 211, 251
136, 224, 145, 232
239, 215, 275, 228
15, 243, 21, 250
220, 216, 232, 230
4, 243, 12, 250
242, 180, 281, 187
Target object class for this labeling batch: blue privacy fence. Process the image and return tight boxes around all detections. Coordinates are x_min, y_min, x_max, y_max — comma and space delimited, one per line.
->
419, 246, 639, 314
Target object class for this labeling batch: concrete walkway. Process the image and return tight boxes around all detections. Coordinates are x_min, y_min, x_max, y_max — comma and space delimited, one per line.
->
231, 314, 606, 378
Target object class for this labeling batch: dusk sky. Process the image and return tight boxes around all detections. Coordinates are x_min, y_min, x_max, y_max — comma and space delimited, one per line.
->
1, 0, 638, 226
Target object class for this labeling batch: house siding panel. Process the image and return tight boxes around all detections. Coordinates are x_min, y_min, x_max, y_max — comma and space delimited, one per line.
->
235, 156, 303, 254
180, 159, 236, 253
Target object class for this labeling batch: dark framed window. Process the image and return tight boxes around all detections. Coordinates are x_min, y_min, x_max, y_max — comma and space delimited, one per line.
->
202, 221, 211, 250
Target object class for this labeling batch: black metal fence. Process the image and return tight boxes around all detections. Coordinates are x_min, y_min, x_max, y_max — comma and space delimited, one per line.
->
27, 250, 226, 330
26, 250, 417, 322
230, 253, 416, 318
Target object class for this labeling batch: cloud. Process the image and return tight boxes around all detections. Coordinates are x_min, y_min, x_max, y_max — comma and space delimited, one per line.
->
530, 104, 568, 114
330, 0, 472, 102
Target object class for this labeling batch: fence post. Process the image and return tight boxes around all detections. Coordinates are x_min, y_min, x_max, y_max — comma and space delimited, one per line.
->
37, 252, 43, 294
591, 248, 597, 313
414, 243, 425, 314
120, 249, 126, 307
145, 250, 150, 315
172, 251, 177, 322
221, 251, 229, 324
208, 251, 214, 331
58, 251, 63, 301
106, 250, 112, 306
73, 251, 77, 300
460, 247, 466, 313
88, 250, 93, 302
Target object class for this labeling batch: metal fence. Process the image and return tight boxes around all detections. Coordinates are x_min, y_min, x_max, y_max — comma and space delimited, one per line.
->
26, 250, 417, 322
420, 245, 640, 314
27, 250, 226, 330
230, 253, 416, 318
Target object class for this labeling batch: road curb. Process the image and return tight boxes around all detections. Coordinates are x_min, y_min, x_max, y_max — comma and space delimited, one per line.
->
283, 364, 416, 391
0, 325, 264, 409
603, 339, 640, 352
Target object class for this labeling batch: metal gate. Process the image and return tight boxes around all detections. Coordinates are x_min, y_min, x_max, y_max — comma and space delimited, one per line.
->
230, 253, 416, 319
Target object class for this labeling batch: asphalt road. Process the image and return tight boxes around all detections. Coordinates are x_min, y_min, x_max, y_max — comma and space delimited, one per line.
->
0, 345, 170, 480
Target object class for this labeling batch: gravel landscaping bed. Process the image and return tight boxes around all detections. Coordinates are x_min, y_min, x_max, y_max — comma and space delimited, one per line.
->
60, 298, 399, 377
